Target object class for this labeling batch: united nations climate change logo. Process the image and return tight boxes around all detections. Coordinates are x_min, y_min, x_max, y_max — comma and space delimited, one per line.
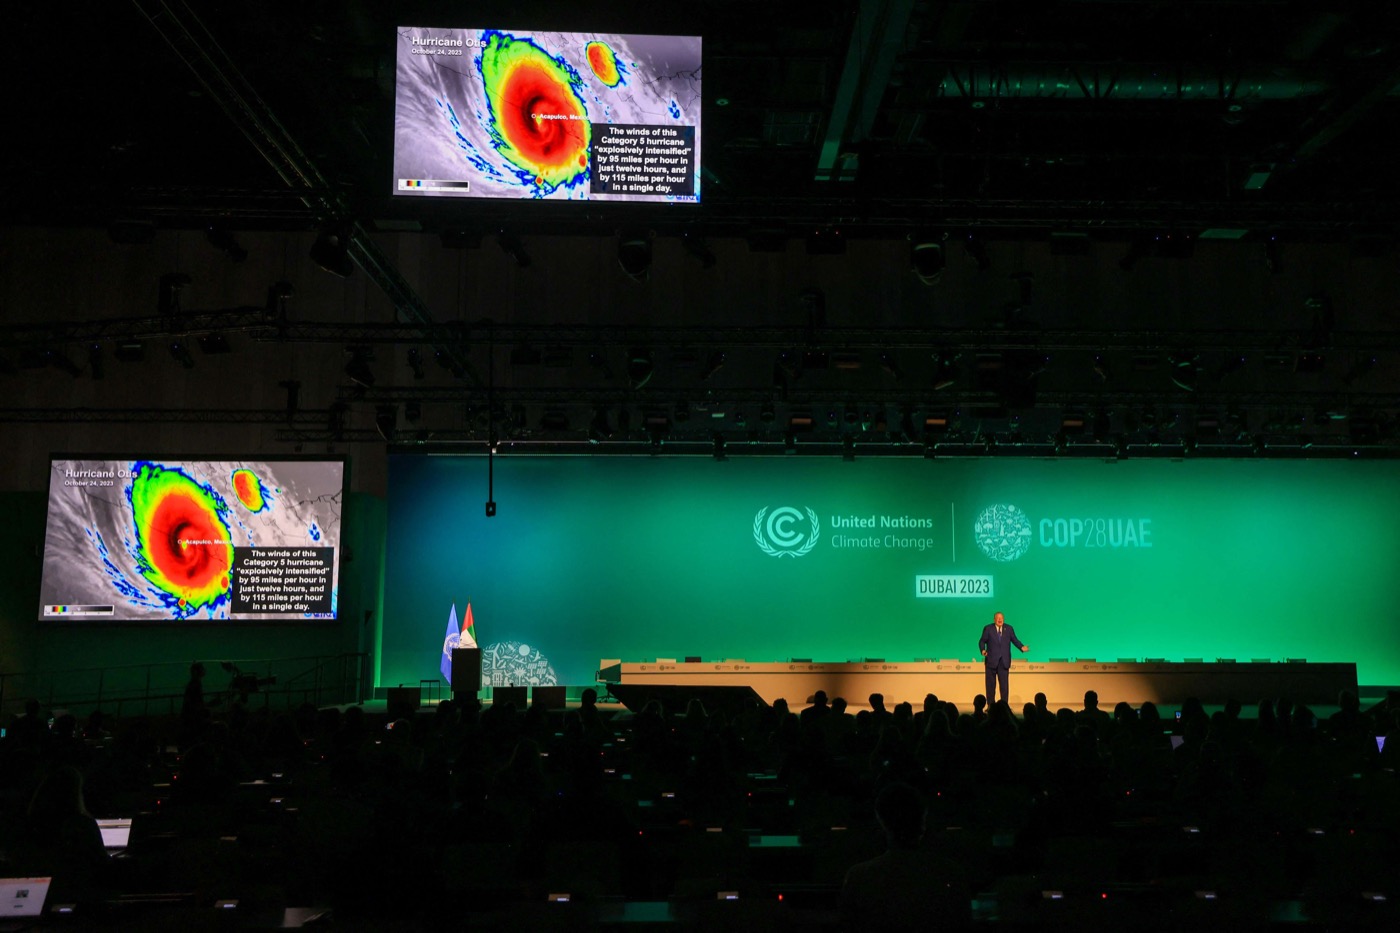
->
754, 506, 820, 558
974, 504, 1032, 562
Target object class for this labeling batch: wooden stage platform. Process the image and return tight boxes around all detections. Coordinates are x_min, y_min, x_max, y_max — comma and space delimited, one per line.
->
597, 659, 1358, 710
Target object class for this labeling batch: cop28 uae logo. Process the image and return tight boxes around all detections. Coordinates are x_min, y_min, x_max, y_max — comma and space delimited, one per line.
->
753, 506, 820, 557
974, 504, 1032, 562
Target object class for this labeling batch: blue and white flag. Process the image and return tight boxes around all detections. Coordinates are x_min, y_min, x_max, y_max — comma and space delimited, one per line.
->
440, 603, 461, 685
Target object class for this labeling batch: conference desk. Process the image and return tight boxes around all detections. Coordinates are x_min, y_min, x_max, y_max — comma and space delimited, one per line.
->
596, 659, 1357, 710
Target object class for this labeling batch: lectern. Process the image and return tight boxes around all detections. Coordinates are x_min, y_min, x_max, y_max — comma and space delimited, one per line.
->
451, 647, 481, 698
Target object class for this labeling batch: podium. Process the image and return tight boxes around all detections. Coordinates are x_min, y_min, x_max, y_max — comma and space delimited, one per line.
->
451, 647, 481, 698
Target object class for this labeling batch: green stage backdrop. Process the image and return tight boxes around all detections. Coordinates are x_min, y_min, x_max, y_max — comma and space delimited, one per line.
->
382, 456, 1400, 689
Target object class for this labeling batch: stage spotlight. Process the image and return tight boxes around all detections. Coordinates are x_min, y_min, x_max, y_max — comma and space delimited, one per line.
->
964, 233, 991, 271
205, 224, 247, 263
374, 405, 398, 442
88, 344, 103, 380
497, 231, 532, 267
784, 432, 798, 454
434, 349, 466, 379
910, 235, 946, 285
701, 350, 726, 380
168, 340, 195, 369
407, 348, 426, 380
264, 280, 294, 322
626, 349, 654, 390
310, 225, 354, 277
644, 412, 669, 446
1092, 410, 1111, 442
157, 272, 191, 316
931, 353, 958, 390
878, 350, 901, 380
405, 401, 421, 424
588, 349, 614, 381
681, 231, 717, 268
712, 432, 728, 461
344, 349, 375, 388
198, 334, 231, 354
115, 341, 146, 363
588, 408, 612, 443
843, 435, 856, 462
1169, 354, 1199, 392
617, 231, 652, 282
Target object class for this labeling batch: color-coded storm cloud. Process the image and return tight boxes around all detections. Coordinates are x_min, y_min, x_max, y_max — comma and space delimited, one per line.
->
480, 31, 591, 191
129, 462, 234, 614
585, 41, 625, 88
231, 468, 271, 513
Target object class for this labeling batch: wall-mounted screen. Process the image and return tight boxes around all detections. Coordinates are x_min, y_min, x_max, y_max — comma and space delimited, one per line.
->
39, 458, 344, 622
393, 26, 701, 202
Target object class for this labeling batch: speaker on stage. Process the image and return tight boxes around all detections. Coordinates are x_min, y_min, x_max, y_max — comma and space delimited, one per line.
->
451, 647, 481, 697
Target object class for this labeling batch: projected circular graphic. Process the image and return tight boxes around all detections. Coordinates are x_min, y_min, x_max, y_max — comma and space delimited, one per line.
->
482, 640, 558, 687
974, 504, 1033, 562
129, 463, 235, 614
753, 506, 820, 557
480, 32, 591, 192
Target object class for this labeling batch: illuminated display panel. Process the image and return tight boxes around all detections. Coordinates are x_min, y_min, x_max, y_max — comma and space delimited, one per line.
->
393, 26, 701, 202
40, 457, 344, 623
383, 456, 1400, 688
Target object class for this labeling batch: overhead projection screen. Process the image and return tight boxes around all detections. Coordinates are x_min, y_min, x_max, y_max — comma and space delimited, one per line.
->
383, 456, 1400, 690
393, 26, 701, 202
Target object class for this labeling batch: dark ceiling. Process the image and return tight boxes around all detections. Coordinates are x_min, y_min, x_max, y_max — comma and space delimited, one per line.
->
6, 0, 1399, 235
3, 1, 1399, 457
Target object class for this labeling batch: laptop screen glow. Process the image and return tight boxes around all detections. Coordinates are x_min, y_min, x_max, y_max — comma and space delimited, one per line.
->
98, 817, 133, 849
0, 877, 52, 918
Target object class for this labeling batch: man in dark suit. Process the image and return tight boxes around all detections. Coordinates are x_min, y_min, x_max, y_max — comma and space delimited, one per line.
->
979, 611, 1028, 705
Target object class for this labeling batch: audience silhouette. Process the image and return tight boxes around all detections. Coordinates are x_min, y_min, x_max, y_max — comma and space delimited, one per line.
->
2, 684, 1394, 927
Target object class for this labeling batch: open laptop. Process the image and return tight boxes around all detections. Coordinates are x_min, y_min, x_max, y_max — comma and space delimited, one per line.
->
0, 877, 51, 918
97, 817, 134, 853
